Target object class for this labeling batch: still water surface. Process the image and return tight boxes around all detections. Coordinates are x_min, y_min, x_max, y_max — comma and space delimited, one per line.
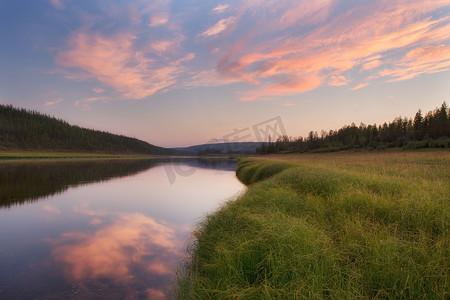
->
0, 159, 244, 299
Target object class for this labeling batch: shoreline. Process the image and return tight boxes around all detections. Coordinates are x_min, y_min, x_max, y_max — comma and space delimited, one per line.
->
0, 150, 242, 163
175, 151, 449, 298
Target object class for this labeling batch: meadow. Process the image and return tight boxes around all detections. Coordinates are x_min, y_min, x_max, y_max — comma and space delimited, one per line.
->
176, 150, 449, 299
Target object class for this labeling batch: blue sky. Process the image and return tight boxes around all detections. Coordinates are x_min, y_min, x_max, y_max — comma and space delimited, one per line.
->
1, 0, 449, 147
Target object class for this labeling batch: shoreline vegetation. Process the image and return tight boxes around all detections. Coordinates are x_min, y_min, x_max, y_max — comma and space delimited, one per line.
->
0, 150, 164, 162
0, 150, 241, 164
175, 151, 449, 299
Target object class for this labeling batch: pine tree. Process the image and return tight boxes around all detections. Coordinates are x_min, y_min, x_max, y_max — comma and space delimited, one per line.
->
437, 102, 448, 137
413, 109, 423, 140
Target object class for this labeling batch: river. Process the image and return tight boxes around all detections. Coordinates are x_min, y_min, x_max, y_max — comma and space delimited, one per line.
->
0, 158, 244, 299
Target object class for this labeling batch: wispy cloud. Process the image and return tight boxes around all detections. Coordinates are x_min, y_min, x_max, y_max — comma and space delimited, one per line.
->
328, 75, 349, 86
183, 69, 240, 87
44, 205, 61, 214
57, 31, 192, 99
378, 44, 450, 81
148, 33, 185, 55
240, 73, 322, 101
361, 59, 382, 71
202, 17, 237, 36
45, 98, 63, 106
350, 83, 369, 91
52, 0, 450, 102
75, 96, 109, 110
213, 4, 230, 14
283, 101, 295, 106
279, 0, 335, 27
150, 12, 169, 27
211, 0, 450, 100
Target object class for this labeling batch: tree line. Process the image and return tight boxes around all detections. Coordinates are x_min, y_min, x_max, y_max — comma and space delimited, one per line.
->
256, 102, 449, 154
0, 104, 174, 154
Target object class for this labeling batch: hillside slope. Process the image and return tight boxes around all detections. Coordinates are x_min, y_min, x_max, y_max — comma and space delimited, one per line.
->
0, 104, 174, 154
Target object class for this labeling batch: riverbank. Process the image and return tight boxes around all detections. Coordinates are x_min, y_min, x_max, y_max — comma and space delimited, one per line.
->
0, 150, 163, 163
176, 151, 449, 298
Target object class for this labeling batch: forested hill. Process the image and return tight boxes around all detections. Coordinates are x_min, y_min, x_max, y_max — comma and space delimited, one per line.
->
0, 104, 175, 154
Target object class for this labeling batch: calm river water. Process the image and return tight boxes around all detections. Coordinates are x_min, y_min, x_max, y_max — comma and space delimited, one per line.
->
0, 158, 244, 299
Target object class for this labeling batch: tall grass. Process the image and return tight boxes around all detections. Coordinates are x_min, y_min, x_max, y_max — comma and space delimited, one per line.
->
175, 151, 449, 299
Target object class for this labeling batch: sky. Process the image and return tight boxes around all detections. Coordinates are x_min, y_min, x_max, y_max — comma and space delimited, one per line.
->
1, 0, 449, 147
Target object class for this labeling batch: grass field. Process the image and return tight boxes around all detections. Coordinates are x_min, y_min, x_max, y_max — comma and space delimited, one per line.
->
175, 150, 449, 299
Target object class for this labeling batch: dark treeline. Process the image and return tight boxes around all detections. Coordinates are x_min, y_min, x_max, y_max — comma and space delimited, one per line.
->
179, 142, 263, 155
257, 102, 450, 154
0, 104, 175, 154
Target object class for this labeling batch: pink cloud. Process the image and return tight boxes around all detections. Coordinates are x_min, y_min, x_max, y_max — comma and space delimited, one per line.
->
361, 59, 382, 71
73, 203, 109, 216
56, 31, 191, 99
150, 12, 169, 27
279, 0, 335, 27
202, 17, 237, 36
240, 73, 322, 101
52, 0, 450, 102
150, 40, 173, 53
212, 0, 450, 100
213, 4, 230, 14
378, 44, 450, 81
90, 218, 103, 225
51, 213, 180, 282
44, 205, 61, 214
283, 101, 295, 106
328, 75, 349, 86
146, 289, 165, 300
350, 83, 369, 91
45, 98, 63, 106
182, 68, 244, 88
148, 34, 185, 56
74, 96, 109, 110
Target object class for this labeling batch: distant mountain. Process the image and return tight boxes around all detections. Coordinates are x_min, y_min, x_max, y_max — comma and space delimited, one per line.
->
174, 142, 264, 155
0, 104, 177, 155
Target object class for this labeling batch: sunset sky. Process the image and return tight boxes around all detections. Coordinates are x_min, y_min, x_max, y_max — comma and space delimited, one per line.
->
1, 0, 449, 147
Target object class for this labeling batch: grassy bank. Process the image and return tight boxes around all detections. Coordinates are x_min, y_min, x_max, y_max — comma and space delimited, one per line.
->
175, 151, 449, 299
0, 150, 160, 162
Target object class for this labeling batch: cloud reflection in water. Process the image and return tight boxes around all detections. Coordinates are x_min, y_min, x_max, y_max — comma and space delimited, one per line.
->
50, 211, 181, 298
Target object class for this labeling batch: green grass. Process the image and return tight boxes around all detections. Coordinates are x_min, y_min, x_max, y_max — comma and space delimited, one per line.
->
0, 150, 160, 162
174, 151, 449, 299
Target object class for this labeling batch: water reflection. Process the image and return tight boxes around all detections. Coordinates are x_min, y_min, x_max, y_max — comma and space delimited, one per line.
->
0, 158, 243, 299
50, 212, 180, 299
0, 159, 158, 207
52, 213, 179, 280
0, 158, 237, 207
